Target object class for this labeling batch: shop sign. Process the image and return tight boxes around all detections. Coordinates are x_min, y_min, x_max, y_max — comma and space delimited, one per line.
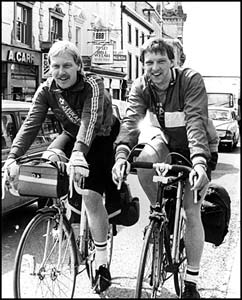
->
94, 31, 107, 42
113, 50, 127, 68
92, 44, 113, 64
42, 53, 51, 79
7, 50, 34, 64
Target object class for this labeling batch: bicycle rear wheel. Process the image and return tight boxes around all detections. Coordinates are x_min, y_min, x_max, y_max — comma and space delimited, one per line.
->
13, 210, 77, 298
135, 220, 167, 298
173, 212, 187, 297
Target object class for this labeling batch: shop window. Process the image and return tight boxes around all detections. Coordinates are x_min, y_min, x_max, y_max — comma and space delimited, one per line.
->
16, 3, 32, 46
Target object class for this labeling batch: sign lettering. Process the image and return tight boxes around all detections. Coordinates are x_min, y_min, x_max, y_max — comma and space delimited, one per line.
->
7, 50, 34, 64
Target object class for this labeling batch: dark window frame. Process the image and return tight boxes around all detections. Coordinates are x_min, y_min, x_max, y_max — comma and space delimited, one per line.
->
135, 28, 139, 47
128, 52, 132, 80
135, 55, 139, 78
14, 2, 33, 47
128, 23, 132, 44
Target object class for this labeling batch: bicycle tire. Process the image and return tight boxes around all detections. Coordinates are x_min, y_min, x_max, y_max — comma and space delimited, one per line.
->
173, 213, 187, 297
13, 210, 78, 298
135, 220, 166, 298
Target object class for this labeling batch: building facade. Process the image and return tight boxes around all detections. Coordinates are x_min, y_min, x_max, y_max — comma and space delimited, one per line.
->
1, 1, 186, 101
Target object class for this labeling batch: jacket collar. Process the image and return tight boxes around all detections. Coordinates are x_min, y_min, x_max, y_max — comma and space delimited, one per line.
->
49, 72, 85, 93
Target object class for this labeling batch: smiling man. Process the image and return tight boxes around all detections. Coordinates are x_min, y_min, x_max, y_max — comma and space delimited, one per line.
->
112, 37, 219, 298
3, 40, 120, 294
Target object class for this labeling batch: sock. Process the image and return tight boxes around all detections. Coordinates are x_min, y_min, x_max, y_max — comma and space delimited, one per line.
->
94, 240, 108, 270
185, 265, 199, 285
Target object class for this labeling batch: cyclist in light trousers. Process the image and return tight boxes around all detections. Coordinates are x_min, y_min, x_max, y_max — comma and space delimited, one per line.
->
112, 37, 218, 298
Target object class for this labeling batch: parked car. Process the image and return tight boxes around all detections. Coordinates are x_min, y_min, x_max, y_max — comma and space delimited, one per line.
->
1, 100, 62, 214
207, 92, 234, 108
208, 106, 239, 151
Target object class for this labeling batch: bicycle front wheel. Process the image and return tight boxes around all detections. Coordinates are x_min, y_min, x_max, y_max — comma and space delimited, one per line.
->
135, 220, 166, 298
173, 212, 187, 297
13, 210, 78, 298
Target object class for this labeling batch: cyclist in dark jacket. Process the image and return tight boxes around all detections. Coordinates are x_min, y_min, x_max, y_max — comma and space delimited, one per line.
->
4, 40, 115, 293
112, 37, 218, 298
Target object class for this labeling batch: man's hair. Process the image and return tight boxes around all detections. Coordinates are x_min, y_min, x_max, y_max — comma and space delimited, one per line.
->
48, 40, 83, 69
140, 37, 175, 63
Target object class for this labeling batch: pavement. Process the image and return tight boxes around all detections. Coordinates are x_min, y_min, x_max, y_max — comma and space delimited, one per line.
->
226, 234, 241, 298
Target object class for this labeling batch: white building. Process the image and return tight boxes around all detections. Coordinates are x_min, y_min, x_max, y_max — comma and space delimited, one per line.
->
1, 2, 185, 101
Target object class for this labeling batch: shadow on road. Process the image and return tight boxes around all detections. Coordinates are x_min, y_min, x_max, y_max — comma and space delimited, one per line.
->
2, 204, 37, 274
105, 279, 177, 298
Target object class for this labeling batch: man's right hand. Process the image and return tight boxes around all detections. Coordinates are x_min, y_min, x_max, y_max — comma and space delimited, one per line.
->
112, 159, 130, 187
3, 158, 18, 177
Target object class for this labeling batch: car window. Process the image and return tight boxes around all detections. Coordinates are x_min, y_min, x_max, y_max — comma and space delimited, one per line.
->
2, 113, 17, 149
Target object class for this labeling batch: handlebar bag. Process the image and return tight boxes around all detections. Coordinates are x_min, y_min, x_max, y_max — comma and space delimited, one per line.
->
18, 159, 69, 198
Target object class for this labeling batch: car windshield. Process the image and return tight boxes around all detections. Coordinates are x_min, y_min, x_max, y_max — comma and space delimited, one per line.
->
209, 110, 230, 121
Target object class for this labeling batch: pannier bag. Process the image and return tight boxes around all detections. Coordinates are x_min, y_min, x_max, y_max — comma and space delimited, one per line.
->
18, 159, 69, 198
201, 182, 231, 246
106, 182, 140, 226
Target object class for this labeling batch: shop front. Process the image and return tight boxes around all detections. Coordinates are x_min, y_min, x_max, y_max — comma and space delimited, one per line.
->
1, 44, 42, 101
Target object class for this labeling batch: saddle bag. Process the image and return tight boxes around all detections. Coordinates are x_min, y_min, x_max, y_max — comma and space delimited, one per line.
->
201, 182, 231, 246
18, 159, 69, 198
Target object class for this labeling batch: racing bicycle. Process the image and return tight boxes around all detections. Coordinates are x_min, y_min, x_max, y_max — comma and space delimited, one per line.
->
125, 147, 197, 298
2, 152, 115, 298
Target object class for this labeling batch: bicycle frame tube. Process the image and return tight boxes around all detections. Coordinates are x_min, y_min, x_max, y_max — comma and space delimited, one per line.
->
171, 177, 183, 262
79, 198, 88, 255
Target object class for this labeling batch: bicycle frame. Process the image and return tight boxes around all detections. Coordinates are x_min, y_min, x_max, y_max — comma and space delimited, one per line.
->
133, 160, 193, 298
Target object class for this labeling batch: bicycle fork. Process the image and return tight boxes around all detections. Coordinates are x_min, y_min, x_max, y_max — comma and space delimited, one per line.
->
171, 178, 184, 263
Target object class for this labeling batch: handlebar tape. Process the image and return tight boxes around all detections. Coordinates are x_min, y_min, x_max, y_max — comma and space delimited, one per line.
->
131, 161, 154, 169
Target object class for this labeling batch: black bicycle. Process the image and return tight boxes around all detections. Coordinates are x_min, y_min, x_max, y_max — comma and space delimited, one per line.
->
127, 150, 196, 298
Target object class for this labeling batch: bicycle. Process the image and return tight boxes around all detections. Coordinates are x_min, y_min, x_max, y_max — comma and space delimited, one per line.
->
123, 147, 197, 298
2, 152, 116, 298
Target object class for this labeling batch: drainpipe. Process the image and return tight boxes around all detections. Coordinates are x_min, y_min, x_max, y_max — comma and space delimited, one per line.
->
120, 1, 123, 50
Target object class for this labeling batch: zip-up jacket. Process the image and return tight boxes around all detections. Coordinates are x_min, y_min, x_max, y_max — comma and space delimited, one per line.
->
115, 67, 215, 164
8, 72, 114, 159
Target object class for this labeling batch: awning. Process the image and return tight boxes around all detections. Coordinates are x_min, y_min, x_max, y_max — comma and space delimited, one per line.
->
86, 65, 126, 80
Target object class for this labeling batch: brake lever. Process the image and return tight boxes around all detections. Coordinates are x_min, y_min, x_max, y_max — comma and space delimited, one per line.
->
117, 163, 126, 190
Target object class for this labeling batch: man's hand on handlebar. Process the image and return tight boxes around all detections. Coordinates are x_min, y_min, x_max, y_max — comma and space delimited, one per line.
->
112, 158, 131, 189
189, 164, 209, 191
67, 151, 89, 197
2, 158, 19, 199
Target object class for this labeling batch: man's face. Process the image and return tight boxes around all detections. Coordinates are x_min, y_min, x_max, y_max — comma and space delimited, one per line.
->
49, 52, 80, 89
143, 51, 173, 88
